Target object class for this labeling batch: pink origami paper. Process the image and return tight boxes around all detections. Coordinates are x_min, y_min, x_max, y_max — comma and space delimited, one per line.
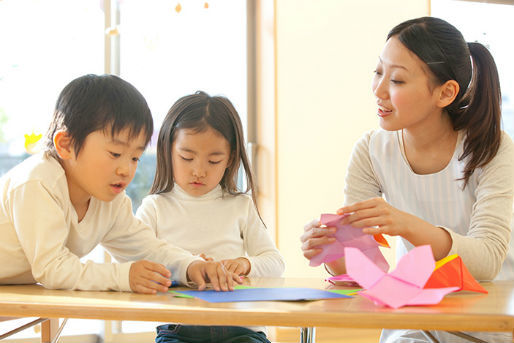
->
310, 213, 390, 272
345, 245, 459, 308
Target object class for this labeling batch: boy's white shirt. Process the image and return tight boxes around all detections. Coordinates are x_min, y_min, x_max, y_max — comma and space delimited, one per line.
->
136, 183, 285, 278
0, 153, 201, 291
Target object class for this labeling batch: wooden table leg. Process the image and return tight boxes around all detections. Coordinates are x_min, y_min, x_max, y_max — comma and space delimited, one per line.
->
41, 318, 59, 343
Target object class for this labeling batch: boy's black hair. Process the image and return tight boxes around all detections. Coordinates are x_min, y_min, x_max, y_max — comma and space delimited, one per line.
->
45, 74, 153, 158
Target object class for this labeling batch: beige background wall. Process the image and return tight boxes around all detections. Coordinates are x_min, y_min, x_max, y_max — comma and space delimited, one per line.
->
266, 0, 429, 278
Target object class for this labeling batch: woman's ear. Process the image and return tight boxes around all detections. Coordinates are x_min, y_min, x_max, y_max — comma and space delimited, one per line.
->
53, 130, 74, 160
436, 80, 460, 108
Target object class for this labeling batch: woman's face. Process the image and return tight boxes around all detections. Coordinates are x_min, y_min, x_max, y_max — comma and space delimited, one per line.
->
372, 36, 443, 132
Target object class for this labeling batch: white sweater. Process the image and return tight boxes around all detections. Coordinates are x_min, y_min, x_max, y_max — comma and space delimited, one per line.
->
344, 129, 514, 343
0, 153, 201, 291
136, 184, 285, 278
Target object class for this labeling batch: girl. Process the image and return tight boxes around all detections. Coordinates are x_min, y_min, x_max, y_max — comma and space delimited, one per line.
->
137, 91, 285, 343
301, 17, 514, 343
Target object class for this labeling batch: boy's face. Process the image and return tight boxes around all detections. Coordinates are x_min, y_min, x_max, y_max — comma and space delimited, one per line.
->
64, 128, 146, 206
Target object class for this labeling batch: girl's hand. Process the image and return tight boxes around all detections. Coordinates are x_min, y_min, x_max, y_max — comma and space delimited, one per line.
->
300, 219, 337, 260
337, 197, 414, 237
198, 253, 214, 261
221, 257, 251, 276
186, 260, 242, 291
129, 260, 172, 294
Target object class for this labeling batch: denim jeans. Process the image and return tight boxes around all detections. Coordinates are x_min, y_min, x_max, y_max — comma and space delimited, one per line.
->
155, 324, 271, 343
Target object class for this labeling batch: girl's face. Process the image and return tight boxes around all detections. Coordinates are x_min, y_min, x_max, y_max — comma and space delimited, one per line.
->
372, 36, 443, 132
171, 126, 231, 197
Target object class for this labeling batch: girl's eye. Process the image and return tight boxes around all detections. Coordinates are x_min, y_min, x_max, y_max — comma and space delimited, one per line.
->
391, 79, 404, 85
110, 152, 121, 158
209, 160, 222, 165
132, 157, 140, 162
180, 156, 193, 162
374, 69, 382, 76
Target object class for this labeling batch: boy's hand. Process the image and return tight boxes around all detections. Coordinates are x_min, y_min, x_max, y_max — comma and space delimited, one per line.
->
221, 257, 251, 276
129, 260, 171, 294
187, 260, 242, 291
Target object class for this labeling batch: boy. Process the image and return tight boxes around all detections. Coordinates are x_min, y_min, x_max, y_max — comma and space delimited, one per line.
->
0, 74, 239, 293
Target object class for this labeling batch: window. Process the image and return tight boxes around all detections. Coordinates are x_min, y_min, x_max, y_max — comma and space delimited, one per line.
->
0, 0, 248, 211
0, 0, 248, 341
118, 0, 248, 210
0, 0, 103, 172
431, 0, 514, 138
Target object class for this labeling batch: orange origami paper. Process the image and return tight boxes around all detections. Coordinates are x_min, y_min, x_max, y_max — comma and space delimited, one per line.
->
424, 254, 487, 294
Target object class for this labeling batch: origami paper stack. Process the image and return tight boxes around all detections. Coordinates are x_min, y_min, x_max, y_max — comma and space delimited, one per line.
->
310, 213, 390, 272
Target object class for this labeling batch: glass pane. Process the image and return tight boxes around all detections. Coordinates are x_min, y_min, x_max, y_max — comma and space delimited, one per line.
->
0, 0, 104, 160
118, 0, 248, 333
431, 0, 514, 137
120, 0, 248, 211
0, 0, 104, 339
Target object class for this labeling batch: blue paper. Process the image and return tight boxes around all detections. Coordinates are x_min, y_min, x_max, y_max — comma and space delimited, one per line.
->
174, 287, 351, 303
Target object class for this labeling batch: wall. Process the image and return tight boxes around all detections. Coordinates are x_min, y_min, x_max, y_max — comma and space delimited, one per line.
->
271, 0, 429, 277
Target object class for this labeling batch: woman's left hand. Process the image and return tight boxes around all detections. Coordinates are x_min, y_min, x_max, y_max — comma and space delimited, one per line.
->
221, 257, 251, 276
337, 197, 416, 237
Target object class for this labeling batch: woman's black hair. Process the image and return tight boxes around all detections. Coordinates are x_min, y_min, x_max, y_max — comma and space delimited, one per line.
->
388, 17, 501, 186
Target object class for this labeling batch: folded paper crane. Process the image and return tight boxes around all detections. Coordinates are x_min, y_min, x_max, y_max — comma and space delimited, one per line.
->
345, 245, 459, 308
310, 213, 390, 272
424, 254, 487, 293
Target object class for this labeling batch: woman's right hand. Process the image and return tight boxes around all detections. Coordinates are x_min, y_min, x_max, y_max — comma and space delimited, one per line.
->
300, 218, 346, 275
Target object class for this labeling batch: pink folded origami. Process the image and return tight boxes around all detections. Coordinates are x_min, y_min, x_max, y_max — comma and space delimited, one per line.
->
345, 245, 459, 308
310, 213, 390, 272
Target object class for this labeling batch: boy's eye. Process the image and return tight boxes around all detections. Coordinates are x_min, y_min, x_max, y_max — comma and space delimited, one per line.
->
110, 152, 121, 158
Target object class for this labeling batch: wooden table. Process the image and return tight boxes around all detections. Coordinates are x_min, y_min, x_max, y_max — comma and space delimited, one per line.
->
0, 278, 513, 343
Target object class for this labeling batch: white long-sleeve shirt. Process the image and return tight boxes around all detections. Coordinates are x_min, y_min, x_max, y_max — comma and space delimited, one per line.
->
136, 184, 285, 278
344, 129, 514, 343
0, 153, 201, 291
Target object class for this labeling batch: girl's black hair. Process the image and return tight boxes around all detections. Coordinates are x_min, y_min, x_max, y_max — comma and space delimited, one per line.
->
151, 91, 260, 215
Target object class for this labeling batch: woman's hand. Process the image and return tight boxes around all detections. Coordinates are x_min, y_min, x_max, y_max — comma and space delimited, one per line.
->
300, 219, 336, 260
337, 197, 415, 237
300, 219, 346, 275
338, 197, 452, 260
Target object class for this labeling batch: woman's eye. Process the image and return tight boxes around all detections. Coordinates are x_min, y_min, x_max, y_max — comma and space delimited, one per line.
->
180, 156, 193, 161
209, 160, 222, 165
391, 79, 404, 84
132, 157, 140, 162
110, 152, 121, 158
